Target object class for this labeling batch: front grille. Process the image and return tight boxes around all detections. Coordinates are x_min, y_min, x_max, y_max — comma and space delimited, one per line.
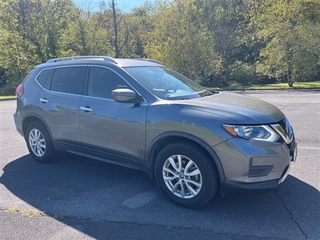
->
279, 119, 288, 133
271, 118, 294, 144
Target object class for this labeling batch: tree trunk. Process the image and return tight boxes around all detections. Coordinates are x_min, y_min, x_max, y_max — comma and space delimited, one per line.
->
111, 0, 119, 58
286, 43, 294, 87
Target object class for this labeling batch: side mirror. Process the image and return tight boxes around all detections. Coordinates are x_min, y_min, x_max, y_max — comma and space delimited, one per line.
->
112, 89, 141, 103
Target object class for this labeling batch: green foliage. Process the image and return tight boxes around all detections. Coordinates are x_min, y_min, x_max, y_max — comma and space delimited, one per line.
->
201, 0, 246, 86
210, 81, 320, 91
0, 0, 77, 87
124, 6, 154, 58
254, 0, 320, 86
229, 61, 256, 85
145, 0, 217, 82
0, 0, 320, 89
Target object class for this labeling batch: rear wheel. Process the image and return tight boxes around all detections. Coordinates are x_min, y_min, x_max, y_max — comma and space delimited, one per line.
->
25, 121, 55, 163
154, 141, 219, 208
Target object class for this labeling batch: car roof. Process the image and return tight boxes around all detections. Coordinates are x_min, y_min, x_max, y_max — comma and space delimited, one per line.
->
38, 56, 163, 68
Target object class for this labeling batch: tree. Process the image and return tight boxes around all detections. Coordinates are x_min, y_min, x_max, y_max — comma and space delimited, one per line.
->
62, 1, 112, 56
0, 0, 78, 87
197, 0, 245, 86
240, 0, 267, 83
255, 0, 320, 86
0, 0, 38, 86
1, 0, 320, 89
124, 5, 154, 58
145, 0, 217, 82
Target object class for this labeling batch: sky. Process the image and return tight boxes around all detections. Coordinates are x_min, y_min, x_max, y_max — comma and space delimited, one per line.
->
74, 0, 155, 12
113, 0, 152, 11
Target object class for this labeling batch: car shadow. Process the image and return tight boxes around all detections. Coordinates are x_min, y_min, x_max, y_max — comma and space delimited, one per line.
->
1, 153, 319, 239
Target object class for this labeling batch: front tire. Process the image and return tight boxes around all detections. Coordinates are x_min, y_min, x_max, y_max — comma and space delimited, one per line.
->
25, 121, 55, 163
154, 141, 219, 208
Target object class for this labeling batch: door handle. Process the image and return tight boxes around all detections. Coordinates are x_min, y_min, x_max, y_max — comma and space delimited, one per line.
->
40, 98, 48, 103
80, 106, 93, 112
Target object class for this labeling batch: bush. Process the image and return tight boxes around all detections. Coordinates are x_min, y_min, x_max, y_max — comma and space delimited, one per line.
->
0, 86, 15, 96
229, 61, 256, 86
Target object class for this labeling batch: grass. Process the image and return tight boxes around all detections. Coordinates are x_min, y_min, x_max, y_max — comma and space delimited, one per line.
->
6, 208, 45, 217
211, 81, 320, 91
21, 209, 45, 217
0, 95, 16, 100
6, 207, 18, 213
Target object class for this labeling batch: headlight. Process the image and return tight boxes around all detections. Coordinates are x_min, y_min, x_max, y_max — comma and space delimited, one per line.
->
222, 124, 279, 142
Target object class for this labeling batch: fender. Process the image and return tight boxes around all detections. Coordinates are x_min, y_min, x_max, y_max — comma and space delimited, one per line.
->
146, 131, 226, 183
21, 112, 56, 148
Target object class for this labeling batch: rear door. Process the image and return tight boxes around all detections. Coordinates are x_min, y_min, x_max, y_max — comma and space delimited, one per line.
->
35, 66, 86, 147
79, 66, 147, 164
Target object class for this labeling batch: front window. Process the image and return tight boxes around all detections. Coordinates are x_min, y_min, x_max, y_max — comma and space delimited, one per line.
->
125, 66, 212, 99
88, 67, 129, 99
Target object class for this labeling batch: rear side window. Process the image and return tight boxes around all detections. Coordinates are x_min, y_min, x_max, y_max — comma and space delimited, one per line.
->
36, 69, 53, 89
50, 67, 85, 95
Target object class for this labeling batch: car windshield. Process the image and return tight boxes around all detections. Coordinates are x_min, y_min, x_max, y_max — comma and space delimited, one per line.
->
124, 66, 213, 100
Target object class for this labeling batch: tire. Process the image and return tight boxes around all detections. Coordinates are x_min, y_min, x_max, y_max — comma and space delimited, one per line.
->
25, 121, 55, 163
154, 141, 219, 208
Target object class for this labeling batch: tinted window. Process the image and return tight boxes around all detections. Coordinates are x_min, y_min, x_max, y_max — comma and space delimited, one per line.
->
88, 67, 129, 99
36, 69, 53, 89
50, 67, 85, 95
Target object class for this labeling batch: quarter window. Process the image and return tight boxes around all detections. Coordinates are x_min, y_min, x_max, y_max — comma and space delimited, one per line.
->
36, 69, 53, 89
50, 67, 85, 95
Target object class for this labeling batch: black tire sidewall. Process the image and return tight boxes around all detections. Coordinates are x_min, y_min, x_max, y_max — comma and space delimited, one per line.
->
155, 142, 218, 208
25, 121, 54, 163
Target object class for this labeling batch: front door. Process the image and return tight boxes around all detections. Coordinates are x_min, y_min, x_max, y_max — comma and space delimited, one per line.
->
79, 66, 147, 164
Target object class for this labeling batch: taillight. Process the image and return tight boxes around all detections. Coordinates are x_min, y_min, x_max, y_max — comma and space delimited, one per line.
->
15, 84, 24, 97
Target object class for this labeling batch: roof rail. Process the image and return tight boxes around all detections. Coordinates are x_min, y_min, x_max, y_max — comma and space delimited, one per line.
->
138, 58, 163, 65
46, 56, 117, 64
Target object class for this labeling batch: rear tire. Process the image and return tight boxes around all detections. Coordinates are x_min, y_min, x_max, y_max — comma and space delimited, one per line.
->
154, 141, 219, 208
25, 121, 55, 163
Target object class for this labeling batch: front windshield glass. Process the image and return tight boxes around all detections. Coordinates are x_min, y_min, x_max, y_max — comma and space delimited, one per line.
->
124, 66, 212, 100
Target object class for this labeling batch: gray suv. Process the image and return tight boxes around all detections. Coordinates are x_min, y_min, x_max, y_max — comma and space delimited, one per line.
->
14, 56, 297, 208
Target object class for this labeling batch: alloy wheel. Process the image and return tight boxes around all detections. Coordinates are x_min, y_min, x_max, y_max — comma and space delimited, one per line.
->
162, 154, 202, 199
28, 128, 46, 157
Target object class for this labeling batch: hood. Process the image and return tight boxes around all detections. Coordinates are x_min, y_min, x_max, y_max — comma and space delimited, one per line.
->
173, 92, 285, 124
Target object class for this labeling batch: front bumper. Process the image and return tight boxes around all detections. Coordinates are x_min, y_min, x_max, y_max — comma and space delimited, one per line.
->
278, 141, 297, 184
214, 137, 297, 194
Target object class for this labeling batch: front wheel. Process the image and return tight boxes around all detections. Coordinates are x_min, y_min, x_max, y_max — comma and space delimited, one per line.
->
154, 142, 219, 208
25, 121, 55, 163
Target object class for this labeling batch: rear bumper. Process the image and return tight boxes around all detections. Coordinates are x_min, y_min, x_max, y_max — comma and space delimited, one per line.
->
13, 112, 24, 137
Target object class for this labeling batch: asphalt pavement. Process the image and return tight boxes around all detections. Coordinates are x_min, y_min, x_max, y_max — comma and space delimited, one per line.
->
0, 90, 319, 240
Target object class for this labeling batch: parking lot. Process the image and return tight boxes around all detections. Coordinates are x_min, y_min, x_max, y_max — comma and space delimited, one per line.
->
0, 90, 319, 239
